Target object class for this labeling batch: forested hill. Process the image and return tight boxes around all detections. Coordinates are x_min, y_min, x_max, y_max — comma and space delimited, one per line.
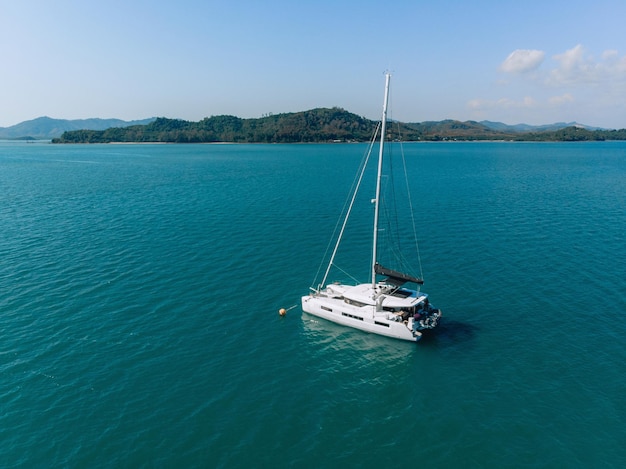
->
51, 107, 626, 143
53, 108, 378, 144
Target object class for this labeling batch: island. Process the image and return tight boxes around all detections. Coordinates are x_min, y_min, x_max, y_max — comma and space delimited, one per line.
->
51, 107, 626, 143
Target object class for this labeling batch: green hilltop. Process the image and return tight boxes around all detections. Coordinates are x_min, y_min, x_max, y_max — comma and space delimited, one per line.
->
51, 107, 626, 143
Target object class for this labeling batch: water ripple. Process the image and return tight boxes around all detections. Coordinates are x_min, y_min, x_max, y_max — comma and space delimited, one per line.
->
1, 142, 625, 467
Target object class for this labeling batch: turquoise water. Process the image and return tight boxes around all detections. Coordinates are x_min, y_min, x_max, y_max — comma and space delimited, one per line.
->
1, 140, 625, 467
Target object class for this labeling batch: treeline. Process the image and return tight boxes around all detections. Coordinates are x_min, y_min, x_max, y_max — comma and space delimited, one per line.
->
53, 108, 376, 144
512, 126, 626, 141
52, 108, 626, 143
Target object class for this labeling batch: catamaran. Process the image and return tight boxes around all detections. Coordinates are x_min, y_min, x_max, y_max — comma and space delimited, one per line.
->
301, 73, 442, 342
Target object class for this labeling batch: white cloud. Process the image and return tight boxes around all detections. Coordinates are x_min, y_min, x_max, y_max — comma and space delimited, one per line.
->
471, 45, 626, 126
500, 49, 545, 74
549, 44, 592, 84
548, 93, 574, 105
467, 98, 487, 110
499, 45, 626, 87
497, 96, 537, 108
467, 96, 537, 111
554, 44, 586, 69
548, 44, 626, 86
600, 49, 626, 75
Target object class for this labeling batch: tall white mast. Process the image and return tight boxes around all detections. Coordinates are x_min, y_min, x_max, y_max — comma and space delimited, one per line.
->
372, 72, 391, 287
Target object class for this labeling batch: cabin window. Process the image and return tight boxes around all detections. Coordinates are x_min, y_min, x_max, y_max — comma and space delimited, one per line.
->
375, 321, 390, 327
341, 312, 363, 321
321, 306, 333, 312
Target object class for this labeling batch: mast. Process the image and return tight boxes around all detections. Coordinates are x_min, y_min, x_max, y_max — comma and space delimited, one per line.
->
372, 72, 391, 287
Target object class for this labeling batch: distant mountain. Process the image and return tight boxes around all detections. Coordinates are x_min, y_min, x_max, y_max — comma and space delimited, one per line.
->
0, 116, 157, 140
406, 119, 505, 139
480, 120, 605, 133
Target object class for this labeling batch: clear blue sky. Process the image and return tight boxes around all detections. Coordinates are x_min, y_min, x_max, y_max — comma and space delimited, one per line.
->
2, 0, 625, 128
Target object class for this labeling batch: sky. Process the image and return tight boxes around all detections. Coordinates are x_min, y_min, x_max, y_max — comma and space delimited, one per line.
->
1, 0, 625, 128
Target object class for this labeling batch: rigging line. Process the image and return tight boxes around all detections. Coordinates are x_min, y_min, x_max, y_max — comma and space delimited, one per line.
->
313, 122, 381, 290
399, 133, 424, 280
332, 263, 361, 285
380, 199, 414, 275
379, 119, 423, 281
380, 89, 412, 272
379, 121, 421, 277
380, 172, 405, 270
311, 124, 379, 288
386, 137, 404, 264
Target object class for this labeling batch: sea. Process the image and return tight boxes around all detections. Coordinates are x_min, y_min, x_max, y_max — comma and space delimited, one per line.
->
1, 140, 625, 468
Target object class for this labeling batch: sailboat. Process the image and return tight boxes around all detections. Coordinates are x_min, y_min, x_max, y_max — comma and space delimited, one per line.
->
301, 73, 442, 342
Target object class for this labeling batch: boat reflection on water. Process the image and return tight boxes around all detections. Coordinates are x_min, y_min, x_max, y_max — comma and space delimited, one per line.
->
301, 312, 417, 363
